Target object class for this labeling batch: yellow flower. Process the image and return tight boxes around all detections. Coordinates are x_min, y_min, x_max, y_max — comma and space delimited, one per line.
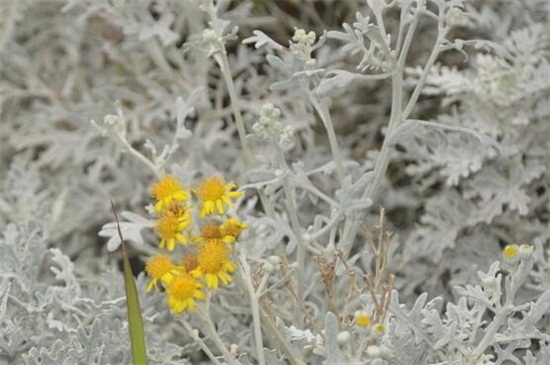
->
145, 254, 183, 292
193, 240, 236, 289
166, 274, 205, 313
355, 310, 372, 328
163, 200, 192, 218
503, 244, 519, 261
197, 176, 243, 217
151, 175, 190, 212
195, 220, 235, 244
220, 217, 248, 242
180, 252, 199, 272
200, 221, 222, 239
154, 211, 191, 251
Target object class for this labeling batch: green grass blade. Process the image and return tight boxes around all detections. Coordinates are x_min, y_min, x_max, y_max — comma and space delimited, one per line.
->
112, 202, 148, 365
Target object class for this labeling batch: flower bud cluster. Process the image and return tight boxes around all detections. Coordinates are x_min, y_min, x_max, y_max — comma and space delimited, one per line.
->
203, 29, 220, 43
91, 114, 126, 140
445, 7, 464, 26
202, 28, 223, 55
251, 103, 295, 150
292, 29, 316, 46
290, 28, 317, 61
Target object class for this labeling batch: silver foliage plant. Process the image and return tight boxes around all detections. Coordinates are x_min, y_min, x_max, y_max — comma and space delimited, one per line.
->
0, 0, 549, 364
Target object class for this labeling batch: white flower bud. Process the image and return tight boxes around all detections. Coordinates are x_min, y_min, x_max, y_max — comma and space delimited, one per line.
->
254, 103, 296, 147
267, 255, 280, 265
104, 114, 119, 126
291, 29, 316, 46
274, 168, 285, 177
306, 31, 316, 45
229, 343, 239, 356
272, 121, 283, 131
336, 331, 351, 344
261, 103, 275, 115
263, 262, 275, 273
305, 59, 317, 69
279, 135, 295, 150
446, 7, 463, 26
198, 0, 210, 12
203, 29, 219, 43
292, 29, 307, 43
366, 345, 382, 358
97, 114, 125, 137
519, 244, 534, 260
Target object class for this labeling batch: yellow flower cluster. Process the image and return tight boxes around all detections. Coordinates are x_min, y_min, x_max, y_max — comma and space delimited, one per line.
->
145, 174, 247, 313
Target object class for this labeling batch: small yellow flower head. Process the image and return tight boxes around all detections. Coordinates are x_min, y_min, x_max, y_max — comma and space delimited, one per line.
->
197, 176, 243, 217
355, 310, 372, 328
194, 240, 236, 289
154, 211, 191, 251
372, 324, 386, 335
151, 175, 190, 212
163, 200, 191, 218
195, 220, 236, 244
166, 274, 205, 313
200, 221, 222, 240
145, 254, 183, 292
180, 252, 199, 273
503, 244, 519, 261
220, 217, 248, 242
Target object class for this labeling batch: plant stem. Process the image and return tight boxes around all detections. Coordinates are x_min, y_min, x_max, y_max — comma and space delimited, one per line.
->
239, 254, 266, 365
259, 303, 302, 365
117, 132, 161, 179
276, 147, 307, 301
180, 318, 224, 365
214, 51, 252, 167
307, 91, 345, 184
197, 305, 242, 365
403, 35, 448, 120
211, 33, 277, 221
340, 5, 447, 255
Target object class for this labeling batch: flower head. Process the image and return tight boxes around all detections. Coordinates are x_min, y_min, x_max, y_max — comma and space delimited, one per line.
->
220, 217, 248, 242
372, 324, 386, 335
355, 310, 372, 328
200, 221, 222, 240
503, 244, 519, 261
154, 211, 191, 251
163, 200, 192, 218
197, 176, 243, 217
180, 252, 199, 272
151, 175, 190, 212
145, 254, 183, 292
166, 274, 205, 313
193, 240, 236, 289
195, 220, 235, 244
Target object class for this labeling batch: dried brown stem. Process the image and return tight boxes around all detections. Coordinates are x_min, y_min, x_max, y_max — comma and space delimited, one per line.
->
335, 249, 362, 326
314, 254, 338, 316
279, 254, 325, 339
360, 207, 395, 325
